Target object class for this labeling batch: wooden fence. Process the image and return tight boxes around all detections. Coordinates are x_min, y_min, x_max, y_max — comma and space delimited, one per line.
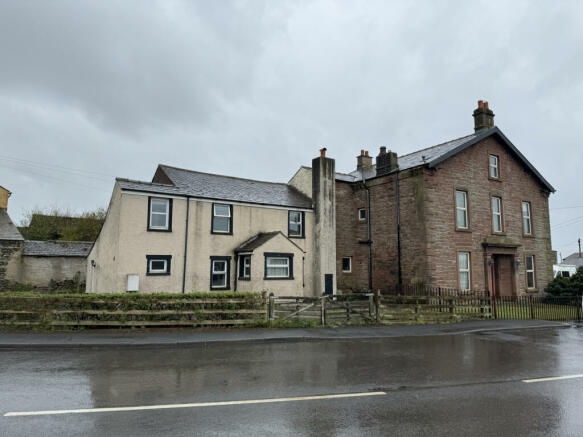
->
0, 294, 266, 329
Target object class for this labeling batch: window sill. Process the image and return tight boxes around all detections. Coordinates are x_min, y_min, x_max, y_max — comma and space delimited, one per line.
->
146, 272, 171, 276
455, 228, 472, 233
522, 234, 535, 239
342, 271, 352, 274
211, 231, 233, 235
525, 288, 538, 293
288, 235, 305, 239
264, 277, 294, 281
211, 286, 231, 291
488, 177, 502, 182
147, 228, 172, 233
492, 231, 506, 236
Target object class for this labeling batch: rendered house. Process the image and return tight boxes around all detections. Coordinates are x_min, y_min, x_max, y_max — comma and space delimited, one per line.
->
87, 152, 336, 295
333, 101, 555, 296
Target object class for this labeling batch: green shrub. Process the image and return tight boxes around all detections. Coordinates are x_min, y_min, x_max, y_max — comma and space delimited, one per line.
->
546, 267, 583, 296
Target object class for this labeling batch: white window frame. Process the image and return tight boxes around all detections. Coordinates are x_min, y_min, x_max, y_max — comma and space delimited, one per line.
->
212, 204, 231, 234
491, 196, 503, 232
240, 255, 251, 279
149, 198, 170, 230
342, 257, 352, 273
288, 211, 303, 237
455, 190, 468, 229
211, 259, 228, 288
526, 255, 536, 289
489, 155, 499, 179
265, 257, 290, 279
458, 252, 471, 291
148, 258, 168, 274
522, 201, 532, 235
358, 208, 366, 221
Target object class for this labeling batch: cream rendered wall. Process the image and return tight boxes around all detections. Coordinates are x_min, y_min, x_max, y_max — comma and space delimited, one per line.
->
89, 184, 315, 295
86, 184, 122, 293
184, 200, 314, 296
236, 233, 306, 296
288, 166, 313, 199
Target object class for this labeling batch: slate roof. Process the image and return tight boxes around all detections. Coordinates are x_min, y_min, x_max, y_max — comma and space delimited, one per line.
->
23, 240, 93, 257
0, 209, 24, 241
117, 165, 313, 209
235, 231, 305, 253
336, 127, 555, 192
235, 232, 280, 252
561, 253, 583, 268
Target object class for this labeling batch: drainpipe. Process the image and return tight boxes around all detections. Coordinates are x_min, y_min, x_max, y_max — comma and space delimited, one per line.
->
234, 254, 238, 292
181, 196, 190, 294
361, 170, 373, 291
396, 173, 402, 293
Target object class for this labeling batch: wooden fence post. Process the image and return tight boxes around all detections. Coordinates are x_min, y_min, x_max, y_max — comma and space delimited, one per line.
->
268, 296, 275, 321
577, 295, 582, 321
529, 295, 535, 319
321, 297, 326, 326
368, 294, 374, 319
375, 290, 381, 323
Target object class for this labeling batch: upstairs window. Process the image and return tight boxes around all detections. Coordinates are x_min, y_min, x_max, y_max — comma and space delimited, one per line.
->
148, 197, 172, 231
146, 255, 172, 276
342, 257, 352, 273
210, 256, 230, 289
239, 255, 251, 279
288, 211, 305, 238
358, 208, 367, 221
491, 196, 503, 232
455, 190, 468, 229
489, 155, 499, 179
212, 204, 232, 234
458, 252, 471, 291
522, 201, 532, 235
526, 255, 536, 289
265, 253, 293, 279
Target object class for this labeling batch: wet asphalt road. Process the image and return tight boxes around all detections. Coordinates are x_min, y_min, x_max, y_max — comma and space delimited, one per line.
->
1, 326, 583, 436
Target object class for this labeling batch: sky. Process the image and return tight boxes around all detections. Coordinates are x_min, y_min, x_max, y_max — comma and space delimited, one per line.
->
0, 0, 582, 258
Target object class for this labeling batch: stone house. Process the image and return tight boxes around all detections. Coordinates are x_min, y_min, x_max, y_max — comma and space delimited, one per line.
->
333, 101, 555, 296
86, 152, 336, 295
0, 187, 91, 291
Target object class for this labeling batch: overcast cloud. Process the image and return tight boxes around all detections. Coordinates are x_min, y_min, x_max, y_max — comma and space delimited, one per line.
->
0, 0, 582, 257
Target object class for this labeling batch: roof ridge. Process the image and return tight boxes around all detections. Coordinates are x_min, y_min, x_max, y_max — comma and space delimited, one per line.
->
398, 132, 477, 158
160, 164, 290, 187
116, 177, 176, 188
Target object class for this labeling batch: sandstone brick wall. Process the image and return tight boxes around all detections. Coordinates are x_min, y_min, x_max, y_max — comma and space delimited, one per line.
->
336, 135, 553, 295
423, 135, 553, 294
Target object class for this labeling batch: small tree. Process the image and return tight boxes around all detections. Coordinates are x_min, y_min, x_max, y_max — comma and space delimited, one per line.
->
19, 207, 105, 242
546, 267, 583, 296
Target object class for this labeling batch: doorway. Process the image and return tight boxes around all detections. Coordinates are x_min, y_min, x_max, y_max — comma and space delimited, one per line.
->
491, 255, 515, 297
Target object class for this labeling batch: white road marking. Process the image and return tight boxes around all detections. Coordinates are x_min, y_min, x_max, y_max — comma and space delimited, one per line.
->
4, 391, 387, 417
523, 374, 583, 383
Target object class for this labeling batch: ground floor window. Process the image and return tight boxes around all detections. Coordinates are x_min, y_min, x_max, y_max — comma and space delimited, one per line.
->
239, 255, 251, 279
210, 256, 231, 290
526, 255, 536, 289
264, 253, 293, 279
458, 252, 470, 291
146, 255, 172, 276
342, 257, 352, 273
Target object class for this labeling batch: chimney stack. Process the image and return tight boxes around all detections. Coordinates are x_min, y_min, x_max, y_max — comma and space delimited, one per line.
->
0, 186, 11, 210
312, 151, 337, 296
356, 149, 373, 170
376, 147, 399, 177
473, 100, 495, 132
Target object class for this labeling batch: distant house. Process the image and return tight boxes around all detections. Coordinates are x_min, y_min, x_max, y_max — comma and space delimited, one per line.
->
87, 153, 336, 295
554, 252, 583, 278
0, 186, 92, 291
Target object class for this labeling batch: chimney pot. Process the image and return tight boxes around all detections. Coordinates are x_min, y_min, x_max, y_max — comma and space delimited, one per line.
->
478, 100, 484, 108
484, 101, 489, 110
364, 151, 369, 157
473, 100, 495, 132
380, 146, 387, 154
320, 147, 327, 158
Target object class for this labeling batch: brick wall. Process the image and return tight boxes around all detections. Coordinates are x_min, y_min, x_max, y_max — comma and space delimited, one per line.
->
424, 135, 553, 294
336, 135, 553, 295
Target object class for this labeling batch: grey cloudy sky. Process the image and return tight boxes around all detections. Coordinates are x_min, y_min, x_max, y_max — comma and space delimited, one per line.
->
0, 1, 581, 257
